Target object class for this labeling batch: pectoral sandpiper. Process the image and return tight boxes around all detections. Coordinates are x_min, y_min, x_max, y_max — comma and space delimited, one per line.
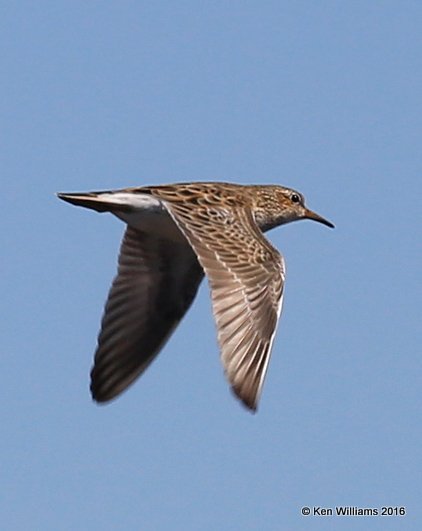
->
58, 182, 334, 412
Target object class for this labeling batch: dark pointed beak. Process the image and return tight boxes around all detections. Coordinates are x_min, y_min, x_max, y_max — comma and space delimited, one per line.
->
304, 208, 335, 228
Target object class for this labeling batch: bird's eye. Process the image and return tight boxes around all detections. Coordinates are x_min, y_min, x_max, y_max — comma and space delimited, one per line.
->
291, 194, 300, 203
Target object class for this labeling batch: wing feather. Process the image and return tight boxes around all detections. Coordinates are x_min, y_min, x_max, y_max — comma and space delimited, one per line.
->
153, 193, 285, 411
90, 226, 203, 402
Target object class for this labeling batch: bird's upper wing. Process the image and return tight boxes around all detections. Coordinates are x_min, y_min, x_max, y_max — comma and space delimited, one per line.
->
152, 188, 286, 411
91, 226, 203, 402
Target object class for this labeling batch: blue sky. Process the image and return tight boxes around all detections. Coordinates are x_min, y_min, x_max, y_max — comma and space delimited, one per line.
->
1, 2, 421, 530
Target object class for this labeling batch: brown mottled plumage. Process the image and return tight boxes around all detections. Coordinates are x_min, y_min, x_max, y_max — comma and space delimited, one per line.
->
58, 182, 334, 412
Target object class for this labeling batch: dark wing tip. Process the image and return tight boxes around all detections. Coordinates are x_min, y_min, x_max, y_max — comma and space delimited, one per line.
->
89, 362, 136, 404
90, 377, 115, 404
231, 385, 259, 413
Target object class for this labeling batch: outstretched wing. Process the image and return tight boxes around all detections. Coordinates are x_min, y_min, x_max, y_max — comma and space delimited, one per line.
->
91, 226, 203, 402
152, 189, 285, 411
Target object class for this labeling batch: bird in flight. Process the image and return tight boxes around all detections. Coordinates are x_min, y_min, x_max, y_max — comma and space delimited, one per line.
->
58, 182, 334, 412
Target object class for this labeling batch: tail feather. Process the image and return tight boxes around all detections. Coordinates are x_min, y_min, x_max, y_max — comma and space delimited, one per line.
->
57, 192, 134, 213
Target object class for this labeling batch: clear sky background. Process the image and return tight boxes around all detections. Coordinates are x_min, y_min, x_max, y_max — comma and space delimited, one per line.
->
1, 2, 421, 530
